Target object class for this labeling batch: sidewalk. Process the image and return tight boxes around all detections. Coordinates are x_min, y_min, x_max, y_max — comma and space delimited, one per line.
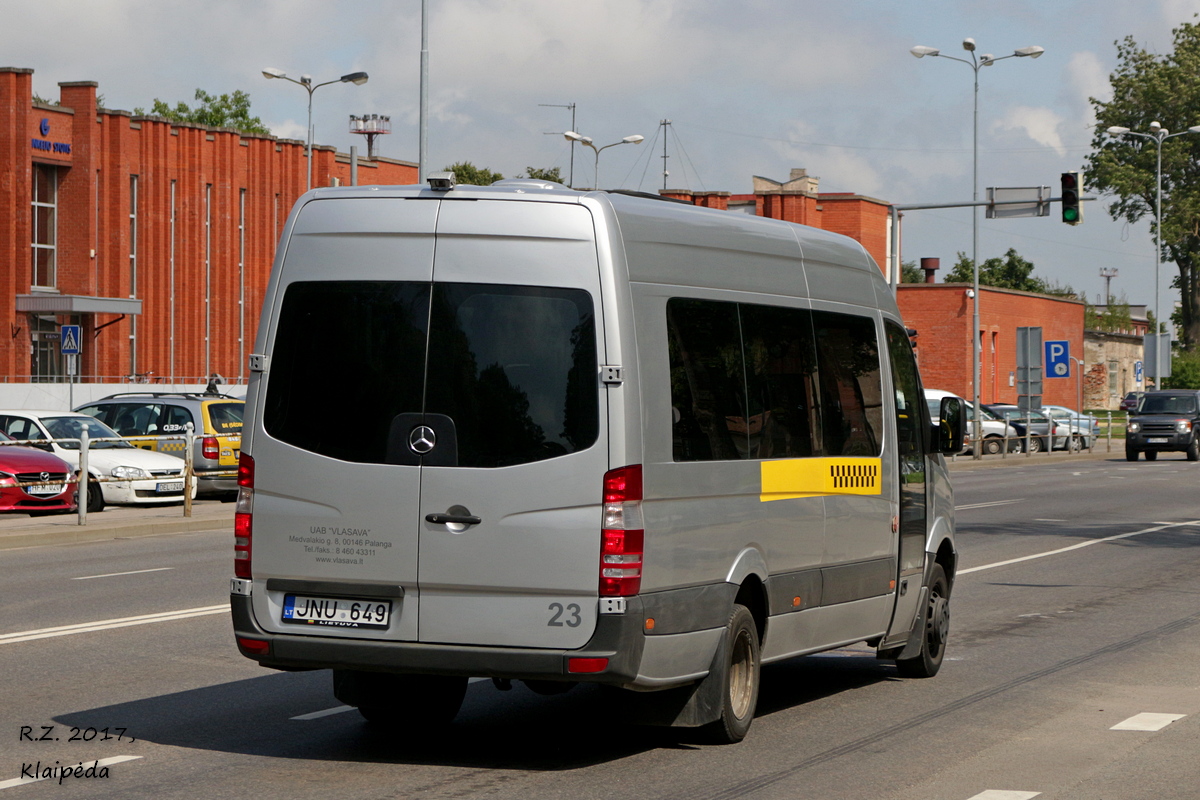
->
0, 498, 233, 551
945, 442, 1127, 471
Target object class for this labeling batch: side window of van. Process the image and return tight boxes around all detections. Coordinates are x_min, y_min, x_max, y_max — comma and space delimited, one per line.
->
667, 299, 746, 461
667, 299, 883, 462
812, 312, 883, 457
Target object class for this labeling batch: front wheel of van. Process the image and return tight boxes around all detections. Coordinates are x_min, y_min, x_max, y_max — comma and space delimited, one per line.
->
703, 604, 760, 744
896, 563, 949, 679
334, 670, 467, 727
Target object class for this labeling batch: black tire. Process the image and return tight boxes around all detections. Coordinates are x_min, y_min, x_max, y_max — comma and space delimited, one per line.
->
86, 481, 105, 513
1188, 437, 1200, 462
1026, 436, 1043, 454
702, 604, 761, 744
896, 563, 950, 679
334, 670, 467, 727
1145, 450, 1158, 461
1126, 447, 1139, 462
982, 436, 1003, 456
1068, 434, 1082, 453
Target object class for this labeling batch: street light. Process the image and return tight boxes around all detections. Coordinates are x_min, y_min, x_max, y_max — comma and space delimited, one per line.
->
563, 131, 644, 190
911, 38, 1043, 458
1105, 122, 1200, 390
263, 67, 369, 190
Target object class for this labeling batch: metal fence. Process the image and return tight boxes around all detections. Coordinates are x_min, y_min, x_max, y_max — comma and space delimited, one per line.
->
0, 424, 235, 526
954, 411, 1128, 461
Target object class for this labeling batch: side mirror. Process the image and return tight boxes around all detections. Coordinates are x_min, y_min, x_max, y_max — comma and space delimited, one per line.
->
936, 397, 966, 455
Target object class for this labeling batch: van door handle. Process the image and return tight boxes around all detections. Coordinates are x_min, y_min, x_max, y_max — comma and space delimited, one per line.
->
425, 512, 482, 525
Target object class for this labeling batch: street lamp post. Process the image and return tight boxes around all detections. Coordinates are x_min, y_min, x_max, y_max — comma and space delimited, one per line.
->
1105, 122, 1200, 390
563, 132, 644, 190
911, 38, 1043, 458
263, 68, 369, 190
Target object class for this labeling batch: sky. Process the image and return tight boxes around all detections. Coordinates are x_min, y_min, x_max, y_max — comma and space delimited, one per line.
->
9, 0, 1200, 316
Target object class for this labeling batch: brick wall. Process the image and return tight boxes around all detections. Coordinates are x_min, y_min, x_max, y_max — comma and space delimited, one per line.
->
1, 68, 417, 382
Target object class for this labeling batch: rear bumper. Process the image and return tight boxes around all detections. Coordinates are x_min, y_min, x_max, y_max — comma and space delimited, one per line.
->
230, 593, 646, 683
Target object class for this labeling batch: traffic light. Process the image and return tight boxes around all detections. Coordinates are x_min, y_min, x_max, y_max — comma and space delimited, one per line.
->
1061, 171, 1083, 225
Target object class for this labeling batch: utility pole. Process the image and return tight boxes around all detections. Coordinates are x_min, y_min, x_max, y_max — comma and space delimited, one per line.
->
540, 102, 577, 187
1100, 267, 1118, 303
661, 119, 671, 190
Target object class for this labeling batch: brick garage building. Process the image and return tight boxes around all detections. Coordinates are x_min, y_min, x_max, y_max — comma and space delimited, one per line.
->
896, 283, 1086, 408
1, 67, 416, 384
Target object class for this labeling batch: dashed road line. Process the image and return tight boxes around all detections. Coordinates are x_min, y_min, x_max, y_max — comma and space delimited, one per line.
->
72, 567, 175, 580
1111, 712, 1186, 731
966, 792, 1040, 800
291, 705, 354, 721
956, 500, 1024, 510
959, 521, 1200, 575
0, 755, 141, 791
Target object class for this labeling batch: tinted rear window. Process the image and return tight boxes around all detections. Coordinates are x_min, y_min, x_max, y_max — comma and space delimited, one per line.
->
264, 281, 598, 467
207, 402, 244, 434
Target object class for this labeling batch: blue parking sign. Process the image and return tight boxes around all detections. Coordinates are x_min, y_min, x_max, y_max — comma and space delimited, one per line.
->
1045, 340, 1070, 378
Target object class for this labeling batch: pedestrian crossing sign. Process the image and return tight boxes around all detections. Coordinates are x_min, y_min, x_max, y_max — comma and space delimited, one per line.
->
60, 325, 81, 355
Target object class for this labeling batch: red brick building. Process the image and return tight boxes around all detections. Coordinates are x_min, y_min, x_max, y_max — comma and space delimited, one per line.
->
1, 67, 416, 384
896, 283, 1086, 407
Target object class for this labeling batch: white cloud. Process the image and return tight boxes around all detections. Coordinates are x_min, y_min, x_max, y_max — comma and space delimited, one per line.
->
993, 106, 1068, 156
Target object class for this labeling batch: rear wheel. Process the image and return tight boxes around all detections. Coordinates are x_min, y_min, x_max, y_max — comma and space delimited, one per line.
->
1026, 436, 1043, 454
897, 563, 950, 678
334, 670, 467, 727
982, 436, 1003, 456
703, 604, 761, 744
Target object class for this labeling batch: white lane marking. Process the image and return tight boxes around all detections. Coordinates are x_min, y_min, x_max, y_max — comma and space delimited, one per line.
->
959, 521, 1200, 575
956, 500, 1024, 511
1033, 519, 1066, 522
0, 755, 141, 790
966, 792, 1041, 800
0, 605, 227, 646
291, 705, 355, 721
72, 567, 175, 581
1111, 712, 1186, 731
469, 677, 489, 683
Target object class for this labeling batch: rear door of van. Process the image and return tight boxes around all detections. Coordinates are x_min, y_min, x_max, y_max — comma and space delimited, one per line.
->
415, 199, 607, 648
252, 195, 607, 651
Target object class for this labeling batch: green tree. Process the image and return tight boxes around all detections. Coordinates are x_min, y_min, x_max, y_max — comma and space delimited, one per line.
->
1085, 21, 1200, 351
524, 166, 562, 183
941, 248, 1073, 295
134, 89, 269, 134
445, 161, 503, 185
1164, 348, 1200, 388
900, 260, 923, 283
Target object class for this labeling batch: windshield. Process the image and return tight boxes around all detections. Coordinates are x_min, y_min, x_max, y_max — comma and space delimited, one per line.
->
41, 416, 133, 449
995, 408, 1048, 423
1139, 394, 1198, 415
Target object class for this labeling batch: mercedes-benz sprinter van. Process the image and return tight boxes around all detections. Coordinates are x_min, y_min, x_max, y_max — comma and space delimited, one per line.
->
230, 178, 963, 743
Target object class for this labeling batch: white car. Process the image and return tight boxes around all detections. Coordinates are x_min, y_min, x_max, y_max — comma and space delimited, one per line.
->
925, 389, 1021, 455
1041, 405, 1099, 449
0, 410, 195, 513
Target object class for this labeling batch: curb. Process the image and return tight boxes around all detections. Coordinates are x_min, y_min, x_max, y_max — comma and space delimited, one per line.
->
0, 512, 232, 551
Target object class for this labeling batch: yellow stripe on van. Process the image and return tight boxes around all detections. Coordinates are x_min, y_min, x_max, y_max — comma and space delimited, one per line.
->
760, 457, 882, 502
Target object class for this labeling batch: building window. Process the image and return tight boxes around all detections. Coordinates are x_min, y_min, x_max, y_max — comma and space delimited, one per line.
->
31, 164, 58, 288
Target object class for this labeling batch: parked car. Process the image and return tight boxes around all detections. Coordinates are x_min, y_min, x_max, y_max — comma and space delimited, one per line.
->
0, 411, 195, 513
0, 430, 77, 515
1120, 391, 1144, 412
75, 392, 243, 497
983, 404, 1067, 453
926, 390, 1020, 455
1041, 405, 1099, 449
1124, 390, 1200, 461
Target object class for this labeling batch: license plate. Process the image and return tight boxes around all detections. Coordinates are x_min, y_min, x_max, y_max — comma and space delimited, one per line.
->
156, 481, 184, 493
26, 484, 63, 496
1148, 437, 1169, 444
282, 594, 392, 629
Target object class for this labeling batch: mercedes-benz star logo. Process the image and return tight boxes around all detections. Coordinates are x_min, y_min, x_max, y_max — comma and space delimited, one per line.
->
408, 425, 437, 455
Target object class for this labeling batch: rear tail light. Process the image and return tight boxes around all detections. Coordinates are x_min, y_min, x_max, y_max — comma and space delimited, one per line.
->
600, 465, 644, 597
568, 657, 609, 674
202, 437, 220, 459
234, 453, 254, 579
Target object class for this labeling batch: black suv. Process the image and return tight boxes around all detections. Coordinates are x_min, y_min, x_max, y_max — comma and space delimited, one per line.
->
1124, 390, 1200, 461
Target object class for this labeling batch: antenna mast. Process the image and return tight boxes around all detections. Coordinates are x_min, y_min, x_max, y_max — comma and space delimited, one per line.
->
661, 119, 671, 190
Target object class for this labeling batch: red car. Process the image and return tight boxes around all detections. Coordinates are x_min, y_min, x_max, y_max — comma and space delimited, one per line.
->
0, 431, 78, 514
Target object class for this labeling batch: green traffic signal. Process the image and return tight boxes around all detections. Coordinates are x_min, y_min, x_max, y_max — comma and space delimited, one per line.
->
1061, 171, 1083, 225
